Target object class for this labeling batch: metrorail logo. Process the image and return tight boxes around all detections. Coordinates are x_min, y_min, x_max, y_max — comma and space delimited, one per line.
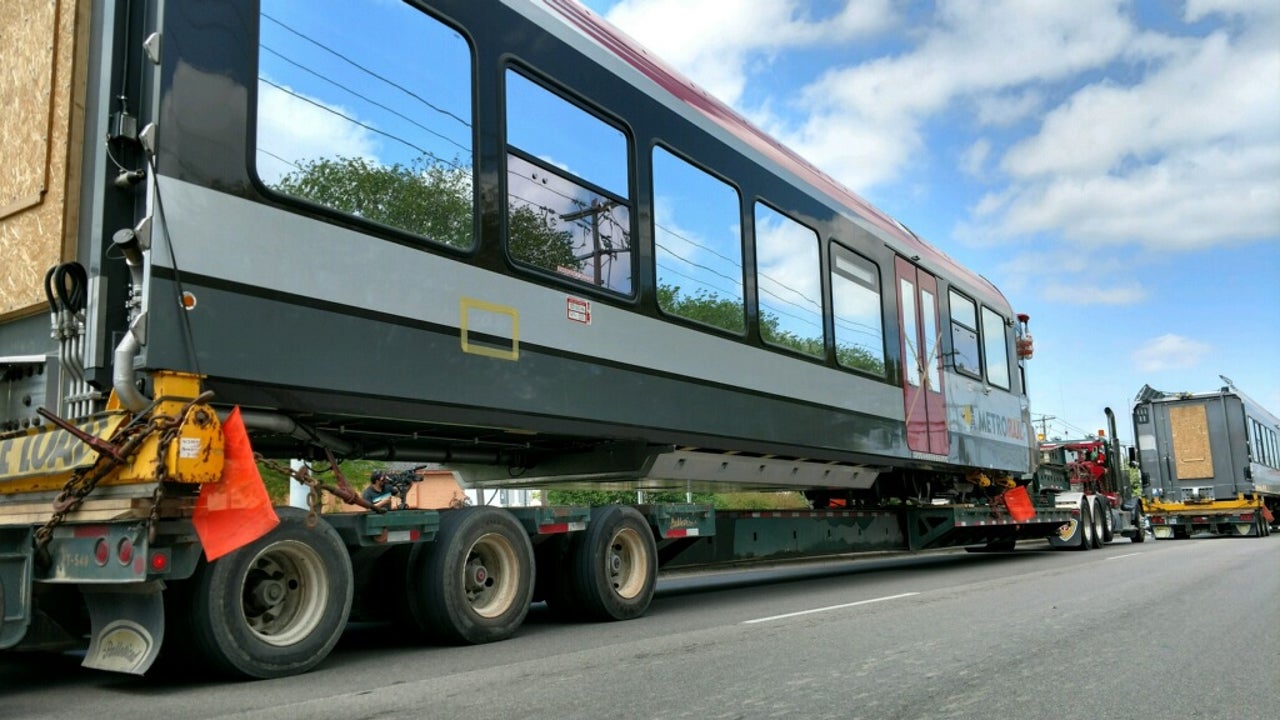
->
959, 405, 1026, 440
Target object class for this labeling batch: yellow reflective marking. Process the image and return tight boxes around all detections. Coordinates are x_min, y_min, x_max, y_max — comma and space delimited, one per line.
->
459, 297, 519, 361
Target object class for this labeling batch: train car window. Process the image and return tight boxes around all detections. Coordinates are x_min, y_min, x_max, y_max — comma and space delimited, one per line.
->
652, 147, 745, 333
1264, 422, 1274, 468
948, 290, 980, 378
981, 306, 1010, 389
900, 278, 920, 387
830, 245, 885, 376
504, 71, 632, 295
921, 289, 941, 390
1259, 420, 1269, 466
254, 1, 475, 249
754, 203, 824, 358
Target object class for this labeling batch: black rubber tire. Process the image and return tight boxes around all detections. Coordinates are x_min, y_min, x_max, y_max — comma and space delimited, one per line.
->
180, 508, 353, 679
565, 505, 657, 621
1100, 498, 1115, 543
405, 506, 534, 645
1076, 499, 1094, 551
1090, 497, 1106, 548
1131, 507, 1146, 543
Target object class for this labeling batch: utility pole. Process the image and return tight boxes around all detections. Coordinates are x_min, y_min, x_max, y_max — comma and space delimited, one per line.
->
561, 200, 617, 286
1032, 413, 1056, 441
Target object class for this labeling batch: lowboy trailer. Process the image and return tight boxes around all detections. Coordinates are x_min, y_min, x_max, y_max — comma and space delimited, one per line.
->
3, 0, 1080, 679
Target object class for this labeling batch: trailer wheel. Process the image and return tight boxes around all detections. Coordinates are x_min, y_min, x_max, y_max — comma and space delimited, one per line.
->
1076, 499, 1094, 551
1131, 507, 1146, 543
1100, 499, 1115, 543
567, 505, 657, 621
181, 508, 353, 679
405, 506, 534, 644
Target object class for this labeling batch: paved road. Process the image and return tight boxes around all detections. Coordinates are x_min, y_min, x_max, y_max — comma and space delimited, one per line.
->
3, 535, 1277, 719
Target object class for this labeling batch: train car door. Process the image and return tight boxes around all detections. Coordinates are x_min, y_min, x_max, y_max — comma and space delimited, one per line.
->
894, 256, 949, 455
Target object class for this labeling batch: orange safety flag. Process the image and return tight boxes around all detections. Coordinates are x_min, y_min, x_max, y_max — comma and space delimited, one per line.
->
1000, 485, 1036, 522
192, 406, 279, 561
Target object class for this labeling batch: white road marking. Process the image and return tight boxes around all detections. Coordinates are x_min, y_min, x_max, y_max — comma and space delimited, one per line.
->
1105, 552, 1142, 561
742, 592, 920, 624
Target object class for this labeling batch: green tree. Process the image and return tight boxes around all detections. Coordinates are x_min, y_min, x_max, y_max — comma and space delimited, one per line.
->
507, 204, 580, 273
275, 155, 473, 248
657, 284, 745, 333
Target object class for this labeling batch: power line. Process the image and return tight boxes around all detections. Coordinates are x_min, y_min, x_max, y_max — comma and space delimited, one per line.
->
261, 45, 469, 154
261, 11, 471, 129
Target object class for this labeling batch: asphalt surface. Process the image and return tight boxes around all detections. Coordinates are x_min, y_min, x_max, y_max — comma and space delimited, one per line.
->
2, 534, 1277, 719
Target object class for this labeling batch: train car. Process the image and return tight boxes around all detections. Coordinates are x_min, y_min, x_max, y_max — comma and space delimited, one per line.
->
1134, 381, 1280, 537
0, 0, 1066, 678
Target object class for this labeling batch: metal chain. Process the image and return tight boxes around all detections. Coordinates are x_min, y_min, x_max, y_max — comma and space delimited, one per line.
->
32, 392, 214, 563
257, 455, 326, 527
257, 454, 382, 526
33, 419, 156, 565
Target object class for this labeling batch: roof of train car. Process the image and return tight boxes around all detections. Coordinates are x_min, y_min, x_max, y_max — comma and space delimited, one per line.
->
531, 0, 1009, 310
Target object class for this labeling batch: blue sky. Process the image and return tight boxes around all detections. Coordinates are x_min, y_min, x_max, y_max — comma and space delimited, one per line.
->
582, 0, 1280, 443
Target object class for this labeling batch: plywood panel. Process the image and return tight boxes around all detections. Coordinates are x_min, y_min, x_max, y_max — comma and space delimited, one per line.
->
1170, 404, 1214, 480
1, 0, 85, 319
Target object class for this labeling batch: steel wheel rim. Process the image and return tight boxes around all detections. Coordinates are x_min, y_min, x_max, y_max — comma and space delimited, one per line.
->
608, 527, 647, 599
464, 532, 520, 619
240, 539, 329, 647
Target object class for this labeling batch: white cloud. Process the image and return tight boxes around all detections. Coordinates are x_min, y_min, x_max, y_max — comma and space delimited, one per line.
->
1042, 281, 1147, 306
1185, 0, 1280, 23
972, 89, 1044, 128
603, 0, 896, 106
600, 0, 1279, 258
767, 0, 1137, 192
255, 79, 378, 184
1132, 334, 1213, 372
988, 12, 1280, 251
960, 138, 992, 178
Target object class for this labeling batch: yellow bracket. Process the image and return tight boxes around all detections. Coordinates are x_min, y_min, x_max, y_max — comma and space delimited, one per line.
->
0, 371, 225, 495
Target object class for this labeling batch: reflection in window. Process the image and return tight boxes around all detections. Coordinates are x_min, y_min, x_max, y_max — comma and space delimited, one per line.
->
900, 278, 919, 387
949, 289, 980, 377
255, 1, 474, 248
982, 306, 1010, 389
830, 246, 884, 376
504, 71, 631, 294
755, 204, 823, 357
653, 147, 743, 333
922, 289, 940, 391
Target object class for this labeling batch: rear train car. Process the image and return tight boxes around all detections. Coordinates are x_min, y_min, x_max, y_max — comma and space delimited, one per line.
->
0, 0, 1070, 678
1133, 382, 1279, 537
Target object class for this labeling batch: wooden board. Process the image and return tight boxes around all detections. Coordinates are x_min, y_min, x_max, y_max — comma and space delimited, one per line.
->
0, 0, 88, 319
1170, 403, 1214, 480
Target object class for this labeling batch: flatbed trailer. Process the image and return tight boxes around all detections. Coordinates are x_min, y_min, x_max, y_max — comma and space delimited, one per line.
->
1133, 383, 1279, 538
3, 0, 1084, 679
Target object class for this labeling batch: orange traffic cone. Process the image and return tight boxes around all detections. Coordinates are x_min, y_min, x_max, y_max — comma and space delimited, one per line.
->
192, 406, 279, 561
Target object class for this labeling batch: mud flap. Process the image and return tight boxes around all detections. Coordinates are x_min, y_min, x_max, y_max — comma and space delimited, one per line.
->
81, 581, 165, 675
0, 527, 34, 649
